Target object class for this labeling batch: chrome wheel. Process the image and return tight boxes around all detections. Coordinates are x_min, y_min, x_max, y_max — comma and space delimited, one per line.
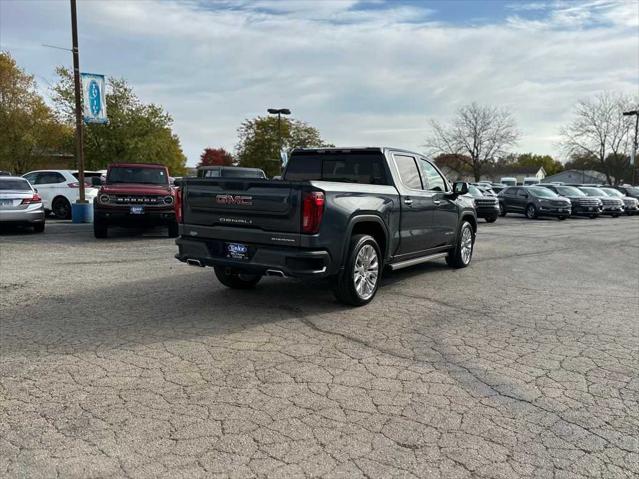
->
353, 244, 379, 300
460, 225, 473, 265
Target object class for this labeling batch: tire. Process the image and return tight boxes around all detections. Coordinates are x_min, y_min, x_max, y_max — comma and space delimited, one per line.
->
333, 234, 381, 306
33, 223, 45, 233
485, 216, 497, 223
558, 216, 567, 221
214, 266, 262, 289
446, 221, 474, 269
525, 204, 537, 219
168, 221, 179, 238
52, 197, 72, 219
93, 220, 108, 238
498, 202, 507, 217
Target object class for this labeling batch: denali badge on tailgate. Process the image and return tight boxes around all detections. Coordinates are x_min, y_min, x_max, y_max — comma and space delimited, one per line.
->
216, 194, 253, 206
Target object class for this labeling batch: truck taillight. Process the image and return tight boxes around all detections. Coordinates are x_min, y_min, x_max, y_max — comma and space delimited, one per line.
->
175, 188, 183, 223
21, 193, 42, 205
301, 191, 324, 234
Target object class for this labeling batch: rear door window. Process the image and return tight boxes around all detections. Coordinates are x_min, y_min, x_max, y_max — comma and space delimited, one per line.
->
394, 155, 422, 189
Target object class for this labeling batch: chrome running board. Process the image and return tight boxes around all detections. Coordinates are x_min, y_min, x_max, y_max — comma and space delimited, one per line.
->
388, 252, 448, 271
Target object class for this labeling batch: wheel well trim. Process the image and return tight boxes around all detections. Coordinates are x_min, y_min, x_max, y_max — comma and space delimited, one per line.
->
341, 214, 390, 266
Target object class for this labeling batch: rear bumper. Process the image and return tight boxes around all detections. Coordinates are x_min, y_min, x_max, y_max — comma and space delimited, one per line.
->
175, 236, 333, 278
95, 207, 176, 226
0, 206, 45, 224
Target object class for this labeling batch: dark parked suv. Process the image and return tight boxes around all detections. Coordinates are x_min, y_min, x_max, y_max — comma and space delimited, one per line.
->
498, 186, 571, 220
578, 187, 624, 217
465, 185, 499, 222
537, 184, 601, 218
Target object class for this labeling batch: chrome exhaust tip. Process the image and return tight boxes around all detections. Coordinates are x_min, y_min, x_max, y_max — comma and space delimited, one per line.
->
265, 269, 286, 278
186, 259, 204, 267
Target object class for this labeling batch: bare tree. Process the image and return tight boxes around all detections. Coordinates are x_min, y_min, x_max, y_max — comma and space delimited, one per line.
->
560, 92, 636, 185
425, 102, 519, 181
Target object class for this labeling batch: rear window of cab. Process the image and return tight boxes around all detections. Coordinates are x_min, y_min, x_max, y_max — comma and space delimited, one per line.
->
284, 151, 389, 185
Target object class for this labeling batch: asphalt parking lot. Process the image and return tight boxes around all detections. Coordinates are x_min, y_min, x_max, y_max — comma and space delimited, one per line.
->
1, 216, 638, 478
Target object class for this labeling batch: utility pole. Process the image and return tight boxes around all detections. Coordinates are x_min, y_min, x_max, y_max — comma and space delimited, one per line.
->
70, 0, 86, 203
623, 110, 638, 186
267, 108, 291, 174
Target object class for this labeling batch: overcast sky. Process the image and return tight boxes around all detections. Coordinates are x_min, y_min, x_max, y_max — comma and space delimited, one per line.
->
1, 0, 637, 165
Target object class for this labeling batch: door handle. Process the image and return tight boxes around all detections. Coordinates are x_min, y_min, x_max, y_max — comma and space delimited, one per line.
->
404, 198, 413, 206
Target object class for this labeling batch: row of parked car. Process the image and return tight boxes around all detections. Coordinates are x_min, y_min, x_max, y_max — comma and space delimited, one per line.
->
464, 181, 639, 221
1, 163, 637, 235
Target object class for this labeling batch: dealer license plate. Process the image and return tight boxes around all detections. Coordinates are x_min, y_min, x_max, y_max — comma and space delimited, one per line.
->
130, 206, 144, 215
226, 242, 249, 260
0, 199, 13, 206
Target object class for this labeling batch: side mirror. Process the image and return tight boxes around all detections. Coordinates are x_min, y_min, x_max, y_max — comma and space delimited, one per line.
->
452, 181, 468, 196
91, 176, 102, 187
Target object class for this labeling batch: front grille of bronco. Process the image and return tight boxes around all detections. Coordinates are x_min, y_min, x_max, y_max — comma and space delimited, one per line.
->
111, 195, 165, 206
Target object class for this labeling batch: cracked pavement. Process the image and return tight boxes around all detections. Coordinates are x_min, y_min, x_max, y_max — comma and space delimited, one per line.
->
1, 216, 638, 478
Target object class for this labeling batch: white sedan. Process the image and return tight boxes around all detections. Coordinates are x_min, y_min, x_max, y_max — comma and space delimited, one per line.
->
22, 170, 102, 219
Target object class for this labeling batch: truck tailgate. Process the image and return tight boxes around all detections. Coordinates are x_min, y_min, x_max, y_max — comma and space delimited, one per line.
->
182, 179, 302, 234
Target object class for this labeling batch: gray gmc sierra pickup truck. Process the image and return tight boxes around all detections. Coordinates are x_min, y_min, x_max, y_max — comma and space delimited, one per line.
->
175, 147, 476, 305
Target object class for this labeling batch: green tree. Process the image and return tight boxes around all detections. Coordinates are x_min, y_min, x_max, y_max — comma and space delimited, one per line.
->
51, 67, 186, 175
235, 116, 330, 177
514, 153, 564, 176
0, 52, 70, 174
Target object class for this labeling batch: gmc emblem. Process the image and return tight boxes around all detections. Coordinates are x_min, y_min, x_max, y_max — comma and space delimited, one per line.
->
216, 194, 253, 206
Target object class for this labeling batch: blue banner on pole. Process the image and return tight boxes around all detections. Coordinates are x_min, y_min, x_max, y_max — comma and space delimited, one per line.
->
81, 73, 107, 124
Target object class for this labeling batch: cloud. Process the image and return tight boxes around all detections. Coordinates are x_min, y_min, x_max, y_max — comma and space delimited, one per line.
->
1, 0, 636, 165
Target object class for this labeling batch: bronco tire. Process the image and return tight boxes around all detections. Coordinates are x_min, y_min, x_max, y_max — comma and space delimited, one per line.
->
333, 234, 381, 306
446, 221, 474, 269
93, 219, 108, 238
214, 267, 262, 289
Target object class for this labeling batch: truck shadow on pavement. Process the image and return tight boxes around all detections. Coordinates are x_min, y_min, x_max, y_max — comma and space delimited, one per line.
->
1, 260, 455, 357
1, 272, 350, 356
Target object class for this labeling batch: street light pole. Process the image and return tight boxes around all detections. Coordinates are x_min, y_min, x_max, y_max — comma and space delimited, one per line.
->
267, 108, 291, 174
623, 110, 638, 186
70, 0, 86, 203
